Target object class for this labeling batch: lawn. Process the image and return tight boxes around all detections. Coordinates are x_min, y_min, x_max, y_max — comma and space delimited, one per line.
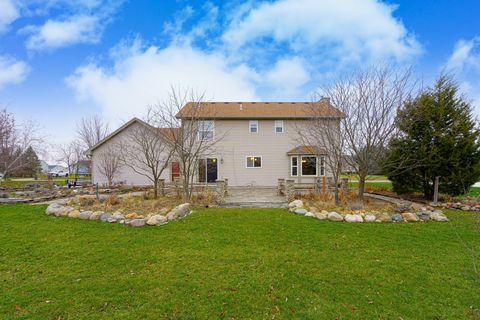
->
1, 205, 479, 319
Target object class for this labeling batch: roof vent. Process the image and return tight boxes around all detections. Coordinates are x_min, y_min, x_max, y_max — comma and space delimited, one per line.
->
239, 103, 243, 111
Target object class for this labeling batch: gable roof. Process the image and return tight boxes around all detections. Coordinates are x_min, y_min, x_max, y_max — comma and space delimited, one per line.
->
287, 145, 327, 155
176, 100, 344, 119
86, 118, 179, 154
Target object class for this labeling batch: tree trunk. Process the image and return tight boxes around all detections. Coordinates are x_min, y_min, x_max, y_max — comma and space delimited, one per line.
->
153, 180, 158, 199
358, 174, 366, 201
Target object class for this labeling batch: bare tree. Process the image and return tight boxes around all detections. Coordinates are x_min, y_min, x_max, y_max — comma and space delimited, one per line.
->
0, 108, 43, 179
295, 97, 347, 205
97, 145, 123, 187
118, 117, 175, 198
322, 66, 413, 200
151, 87, 224, 201
57, 139, 84, 175
76, 115, 109, 150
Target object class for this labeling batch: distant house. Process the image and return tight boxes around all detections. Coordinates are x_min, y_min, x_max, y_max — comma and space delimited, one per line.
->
89, 101, 343, 187
40, 160, 50, 173
74, 160, 91, 175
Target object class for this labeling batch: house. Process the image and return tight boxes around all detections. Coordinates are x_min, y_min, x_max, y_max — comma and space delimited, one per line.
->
89, 101, 343, 187
73, 160, 91, 175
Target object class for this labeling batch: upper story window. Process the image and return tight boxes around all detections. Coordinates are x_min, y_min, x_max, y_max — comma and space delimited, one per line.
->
249, 120, 258, 133
275, 120, 284, 133
198, 120, 214, 141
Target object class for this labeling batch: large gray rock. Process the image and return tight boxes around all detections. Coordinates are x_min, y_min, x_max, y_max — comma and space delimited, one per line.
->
146, 214, 168, 226
89, 211, 104, 220
99, 213, 111, 222
364, 214, 376, 222
375, 213, 392, 222
314, 212, 328, 220
68, 210, 81, 218
79, 211, 92, 220
294, 208, 308, 215
417, 212, 431, 221
328, 212, 343, 221
431, 211, 448, 222
166, 211, 176, 221
305, 212, 316, 218
108, 212, 124, 223
391, 213, 404, 222
130, 218, 146, 227
345, 214, 363, 223
288, 199, 303, 208
46, 203, 73, 217
171, 203, 190, 218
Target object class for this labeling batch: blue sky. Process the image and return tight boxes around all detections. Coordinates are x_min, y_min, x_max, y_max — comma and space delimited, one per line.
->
1, 0, 480, 149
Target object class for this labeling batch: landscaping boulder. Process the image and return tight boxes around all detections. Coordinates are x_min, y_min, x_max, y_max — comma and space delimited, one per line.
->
305, 212, 316, 218
417, 212, 431, 221
401, 212, 418, 222
146, 214, 168, 226
99, 213, 111, 222
294, 208, 308, 215
171, 203, 190, 218
394, 203, 413, 214
130, 218, 146, 227
288, 199, 303, 209
314, 212, 328, 220
345, 214, 363, 223
45, 203, 73, 216
364, 214, 376, 222
0, 193, 9, 198
375, 213, 392, 222
166, 211, 176, 220
461, 206, 471, 211
68, 210, 81, 218
309, 207, 319, 213
391, 213, 404, 222
79, 211, 92, 220
126, 212, 141, 219
328, 212, 343, 221
89, 211, 103, 220
431, 211, 448, 222
108, 212, 124, 223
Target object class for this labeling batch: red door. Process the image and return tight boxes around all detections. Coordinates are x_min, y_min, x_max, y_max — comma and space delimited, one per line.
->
171, 162, 180, 182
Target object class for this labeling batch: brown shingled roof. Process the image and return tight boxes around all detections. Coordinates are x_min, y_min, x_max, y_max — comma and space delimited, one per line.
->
287, 146, 327, 155
176, 101, 344, 119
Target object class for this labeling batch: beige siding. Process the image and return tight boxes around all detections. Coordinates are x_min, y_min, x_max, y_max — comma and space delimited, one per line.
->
91, 122, 171, 187
210, 119, 332, 186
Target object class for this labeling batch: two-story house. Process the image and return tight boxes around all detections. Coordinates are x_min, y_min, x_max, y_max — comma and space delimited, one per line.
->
89, 100, 343, 187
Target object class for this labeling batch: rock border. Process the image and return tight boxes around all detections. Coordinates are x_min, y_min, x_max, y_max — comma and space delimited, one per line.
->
45, 201, 192, 227
288, 200, 449, 222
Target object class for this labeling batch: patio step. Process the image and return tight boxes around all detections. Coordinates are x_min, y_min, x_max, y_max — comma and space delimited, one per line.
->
221, 202, 288, 208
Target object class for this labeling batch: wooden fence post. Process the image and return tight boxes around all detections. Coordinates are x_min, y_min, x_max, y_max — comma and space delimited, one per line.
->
433, 176, 440, 205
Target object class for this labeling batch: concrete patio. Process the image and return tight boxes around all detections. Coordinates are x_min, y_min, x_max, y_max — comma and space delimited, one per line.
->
222, 187, 287, 208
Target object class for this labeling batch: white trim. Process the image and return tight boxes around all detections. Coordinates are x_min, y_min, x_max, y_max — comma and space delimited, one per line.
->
275, 120, 284, 133
300, 155, 317, 176
249, 120, 258, 133
245, 155, 262, 168
290, 156, 298, 176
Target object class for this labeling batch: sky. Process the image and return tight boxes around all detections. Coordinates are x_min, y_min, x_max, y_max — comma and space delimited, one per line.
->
1, 0, 480, 155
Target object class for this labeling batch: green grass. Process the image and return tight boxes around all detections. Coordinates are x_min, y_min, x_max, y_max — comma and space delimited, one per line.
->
341, 174, 389, 181
466, 187, 480, 197
1, 205, 479, 319
349, 181, 393, 191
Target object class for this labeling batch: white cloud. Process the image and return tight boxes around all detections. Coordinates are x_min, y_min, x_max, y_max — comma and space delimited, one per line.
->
24, 14, 102, 50
0, 55, 29, 89
263, 57, 310, 99
446, 37, 480, 73
66, 40, 260, 121
0, 0, 20, 33
445, 37, 480, 114
222, 0, 421, 63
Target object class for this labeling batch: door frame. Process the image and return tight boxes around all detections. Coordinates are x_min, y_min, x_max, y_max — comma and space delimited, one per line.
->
198, 158, 218, 183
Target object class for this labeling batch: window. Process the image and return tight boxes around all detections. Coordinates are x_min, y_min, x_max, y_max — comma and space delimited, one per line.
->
291, 156, 298, 176
249, 120, 258, 133
301, 156, 317, 176
275, 120, 284, 133
198, 120, 214, 141
246, 156, 262, 168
